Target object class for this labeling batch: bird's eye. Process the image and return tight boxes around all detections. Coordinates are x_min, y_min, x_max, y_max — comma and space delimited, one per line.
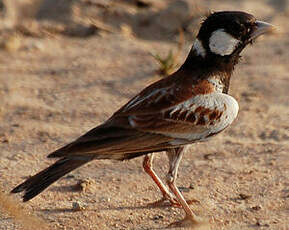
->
236, 23, 246, 36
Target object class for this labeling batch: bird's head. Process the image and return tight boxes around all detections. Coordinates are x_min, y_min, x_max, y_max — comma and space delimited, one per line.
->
192, 11, 274, 60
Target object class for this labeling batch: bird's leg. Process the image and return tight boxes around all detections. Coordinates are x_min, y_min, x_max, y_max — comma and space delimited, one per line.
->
166, 147, 200, 207
166, 147, 201, 227
143, 153, 176, 206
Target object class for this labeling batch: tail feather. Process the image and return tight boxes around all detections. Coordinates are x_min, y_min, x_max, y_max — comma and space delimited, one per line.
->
47, 126, 138, 158
11, 157, 92, 202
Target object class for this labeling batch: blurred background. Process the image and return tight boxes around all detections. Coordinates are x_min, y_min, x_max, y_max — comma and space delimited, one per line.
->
0, 1, 288, 230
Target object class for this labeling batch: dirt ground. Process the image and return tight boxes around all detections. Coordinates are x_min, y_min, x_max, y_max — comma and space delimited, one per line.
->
0, 0, 288, 229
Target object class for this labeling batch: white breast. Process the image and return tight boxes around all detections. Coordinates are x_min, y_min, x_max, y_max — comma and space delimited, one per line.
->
165, 92, 239, 141
209, 93, 239, 133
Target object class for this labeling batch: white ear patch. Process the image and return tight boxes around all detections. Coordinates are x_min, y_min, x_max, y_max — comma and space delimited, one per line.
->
209, 29, 240, 56
193, 39, 206, 57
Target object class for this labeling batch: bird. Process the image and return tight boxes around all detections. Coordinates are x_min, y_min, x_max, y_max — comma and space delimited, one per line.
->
11, 11, 274, 227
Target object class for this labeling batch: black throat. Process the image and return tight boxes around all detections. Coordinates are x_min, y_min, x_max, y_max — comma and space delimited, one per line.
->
179, 46, 242, 93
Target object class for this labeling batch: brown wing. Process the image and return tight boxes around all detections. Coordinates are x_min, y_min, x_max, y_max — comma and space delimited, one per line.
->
48, 77, 228, 160
48, 122, 174, 160
116, 73, 214, 115
117, 92, 237, 142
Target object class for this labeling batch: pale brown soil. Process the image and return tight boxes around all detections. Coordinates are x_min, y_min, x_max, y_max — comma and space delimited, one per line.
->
0, 0, 288, 230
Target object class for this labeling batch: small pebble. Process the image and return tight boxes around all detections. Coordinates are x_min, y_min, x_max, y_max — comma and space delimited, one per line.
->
251, 205, 262, 211
255, 219, 270, 227
189, 183, 195, 189
72, 201, 86, 211
76, 178, 94, 192
239, 193, 251, 200
152, 215, 163, 220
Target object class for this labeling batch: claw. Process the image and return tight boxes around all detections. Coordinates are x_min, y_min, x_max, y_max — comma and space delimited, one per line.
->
147, 197, 200, 208
147, 195, 179, 207
171, 198, 200, 208
147, 197, 171, 207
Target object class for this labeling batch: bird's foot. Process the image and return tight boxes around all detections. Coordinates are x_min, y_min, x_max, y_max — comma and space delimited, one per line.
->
171, 198, 200, 208
168, 215, 210, 229
147, 197, 174, 207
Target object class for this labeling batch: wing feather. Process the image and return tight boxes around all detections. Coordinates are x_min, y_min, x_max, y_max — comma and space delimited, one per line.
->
48, 123, 174, 159
125, 92, 239, 141
49, 76, 238, 160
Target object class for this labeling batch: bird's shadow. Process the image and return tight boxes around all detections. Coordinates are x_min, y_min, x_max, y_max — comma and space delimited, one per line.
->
39, 202, 172, 214
39, 203, 177, 230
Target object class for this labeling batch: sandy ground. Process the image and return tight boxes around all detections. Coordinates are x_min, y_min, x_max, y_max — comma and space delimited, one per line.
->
0, 0, 288, 229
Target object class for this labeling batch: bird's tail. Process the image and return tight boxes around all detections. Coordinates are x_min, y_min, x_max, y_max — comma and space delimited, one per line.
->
11, 156, 92, 202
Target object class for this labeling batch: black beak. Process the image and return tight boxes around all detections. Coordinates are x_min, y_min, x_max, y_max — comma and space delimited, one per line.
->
250, 20, 275, 40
